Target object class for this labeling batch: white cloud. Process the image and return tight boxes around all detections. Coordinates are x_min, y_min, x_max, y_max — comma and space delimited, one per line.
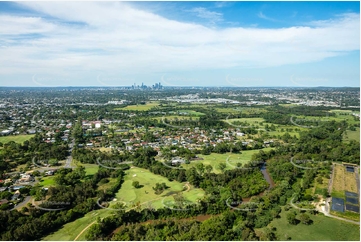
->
188, 7, 223, 24
0, 2, 359, 81
214, 2, 230, 8
257, 11, 278, 22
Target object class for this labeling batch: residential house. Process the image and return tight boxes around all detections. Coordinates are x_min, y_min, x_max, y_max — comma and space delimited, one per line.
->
171, 157, 186, 165
0, 199, 9, 205
11, 190, 20, 201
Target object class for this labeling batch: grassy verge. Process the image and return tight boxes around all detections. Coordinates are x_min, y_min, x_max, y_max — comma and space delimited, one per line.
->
0, 134, 35, 144
330, 210, 360, 222
259, 207, 360, 241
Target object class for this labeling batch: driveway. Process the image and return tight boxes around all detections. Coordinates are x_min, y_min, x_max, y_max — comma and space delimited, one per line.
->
316, 197, 360, 225
10, 195, 31, 211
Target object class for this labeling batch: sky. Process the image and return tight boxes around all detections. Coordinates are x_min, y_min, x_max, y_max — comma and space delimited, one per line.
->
0, 1, 359, 87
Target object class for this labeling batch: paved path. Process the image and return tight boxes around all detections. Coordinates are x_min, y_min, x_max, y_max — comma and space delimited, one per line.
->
73, 220, 97, 241
64, 156, 73, 168
10, 195, 31, 211
321, 198, 360, 225
64, 139, 75, 168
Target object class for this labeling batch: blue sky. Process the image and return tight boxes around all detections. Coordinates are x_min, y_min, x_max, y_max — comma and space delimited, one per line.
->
0, 1, 359, 87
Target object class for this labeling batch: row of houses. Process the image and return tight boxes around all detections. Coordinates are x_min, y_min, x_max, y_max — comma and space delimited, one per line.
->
77, 123, 275, 153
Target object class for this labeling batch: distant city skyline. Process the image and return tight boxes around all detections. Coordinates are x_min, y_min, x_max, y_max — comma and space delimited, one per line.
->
0, 1, 359, 87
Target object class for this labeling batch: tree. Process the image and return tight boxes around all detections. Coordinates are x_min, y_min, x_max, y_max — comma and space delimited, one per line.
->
0, 203, 10, 211
132, 181, 141, 189
49, 158, 59, 166
195, 163, 205, 175
21, 206, 29, 213
205, 165, 213, 174
299, 213, 311, 225
85, 223, 103, 241
286, 211, 298, 225
262, 228, 277, 241
0, 191, 12, 200
173, 193, 186, 208
152, 182, 168, 194
218, 163, 226, 173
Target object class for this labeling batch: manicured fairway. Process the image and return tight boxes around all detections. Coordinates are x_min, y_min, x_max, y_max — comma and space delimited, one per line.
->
43, 167, 206, 241
181, 148, 273, 173
176, 110, 205, 116
292, 111, 360, 129
74, 162, 99, 177
153, 115, 200, 121
39, 176, 56, 187
259, 207, 360, 241
42, 209, 113, 241
224, 117, 266, 127
112, 167, 205, 209
116, 101, 159, 111
215, 107, 267, 114
0, 134, 34, 144
224, 117, 305, 138
343, 128, 360, 142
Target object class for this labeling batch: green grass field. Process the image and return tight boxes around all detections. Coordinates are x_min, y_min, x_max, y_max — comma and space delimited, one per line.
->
115, 101, 160, 111
39, 176, 56, 187
330, 210, 360, 222
97, 177, 118, 191
225, 117, 265, 126
343, 128, 360, 142
180, 149, 273, 173
176, 110, 205, 116
153, 115, 200, 121
42, 209, 114, 241
313, 176, 329, 196
112, 167, 205, 210
0, 134, 34, 144
329, 109, 359, 115
260, 207, 360, 241
215, 107, 267, 114
224, 117, 305, 138
44, 167, 206, 241
298, 113, 359, 124
73, 160, 99, 177
292, 111, 360, 131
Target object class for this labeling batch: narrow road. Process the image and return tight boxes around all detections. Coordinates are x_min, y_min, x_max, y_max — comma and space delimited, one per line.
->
10, 195, 31, 211
184, 182, 190, 192
64, 139, 75, 168
319, 198, 359, 225
73, 221, 97, 241
64, 156, 73, 168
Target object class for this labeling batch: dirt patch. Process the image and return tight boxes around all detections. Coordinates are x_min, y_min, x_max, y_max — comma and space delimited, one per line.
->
332, 164, 358, 194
